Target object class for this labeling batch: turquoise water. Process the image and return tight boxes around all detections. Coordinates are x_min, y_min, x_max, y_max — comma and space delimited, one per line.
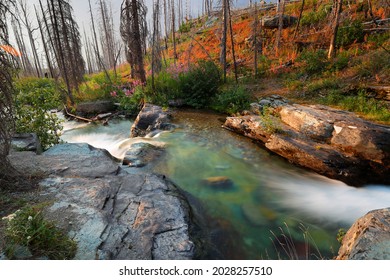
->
60, 110, 390, 259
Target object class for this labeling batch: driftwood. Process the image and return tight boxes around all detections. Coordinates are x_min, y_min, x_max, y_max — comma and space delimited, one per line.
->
63, 106, 115, 124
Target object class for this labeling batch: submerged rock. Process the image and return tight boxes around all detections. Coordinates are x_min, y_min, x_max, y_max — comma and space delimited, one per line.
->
123, 142, 164, 167
202, 176, 234, 189
337, 208, 390, 260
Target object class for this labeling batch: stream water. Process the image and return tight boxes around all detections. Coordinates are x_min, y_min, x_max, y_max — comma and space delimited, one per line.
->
60, 110, 390, 259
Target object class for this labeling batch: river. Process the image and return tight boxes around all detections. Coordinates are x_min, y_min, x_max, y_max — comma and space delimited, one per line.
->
60, 109, 390, 259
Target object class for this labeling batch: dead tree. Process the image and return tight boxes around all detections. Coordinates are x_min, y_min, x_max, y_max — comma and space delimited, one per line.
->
11, 17, 34, 75
120, 0, 147, 84
293, 0, 305, 39
328, 0, 343, 59
34, 5, 54, 78
275, 0, 285, 56
171, 0, 178, 61
227, 0, 237, 83
17, 0, 43, 77
151, 0, 163, 89
220, 0, 228, 81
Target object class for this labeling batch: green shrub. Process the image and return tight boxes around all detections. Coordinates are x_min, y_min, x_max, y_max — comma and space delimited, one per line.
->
298, 50, 329, 76
179, 21, 192, 33
337, 20, 365, 47
3, 206, 77, 259
14, 77, 63, 150
178, 60, 222, 109
306, 78, 341, 95
330, 51, 350, 72
301, 4, 331, 27
143, 71, 180, 106
212, 85, 252, 114
354, 50, 390, 78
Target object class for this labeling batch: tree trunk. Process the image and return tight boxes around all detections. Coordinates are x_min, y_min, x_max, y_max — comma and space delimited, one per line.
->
220, 0, 227, 82
171, 0, 178, 61
293, 0, 305, 39
131, 0, 147, 83
328, 0, 343, 59
275, 0, 285, 56
227, 0, 238, 83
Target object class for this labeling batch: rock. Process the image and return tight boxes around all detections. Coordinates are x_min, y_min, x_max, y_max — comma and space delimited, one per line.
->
8, 143, 120, 179
224, 101, 390, 186
76, 101, 115, 115
11, 133, 42, 154
130, 103, 175, 138
123, 142, 164, 167
279, 105, 334, 141
202, 176, 234, 189
8, 143, 199, 260
337, 208, 390, 260
10, 245, 33, 260
261, 15, 297, 29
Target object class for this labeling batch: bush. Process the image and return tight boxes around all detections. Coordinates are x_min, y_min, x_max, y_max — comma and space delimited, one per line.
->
336, 20, 365, 47
178, 60, 222, 109
213, 85, 252, 115
3, 206, 77, 259
14, 77, 63, 150
143, 70, 180, 106
320, 90, 390, 123
298, 50, 329, 76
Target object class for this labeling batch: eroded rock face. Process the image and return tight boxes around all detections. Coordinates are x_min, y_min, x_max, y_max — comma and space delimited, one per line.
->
337, 208, 390, 260
7, 143, 198, 260
224, 96, 390, 186
130, 103, 174, 137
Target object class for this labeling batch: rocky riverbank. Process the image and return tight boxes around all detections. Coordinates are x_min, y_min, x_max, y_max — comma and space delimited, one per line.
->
4, 143, 200, 260
224, 95, 390, 186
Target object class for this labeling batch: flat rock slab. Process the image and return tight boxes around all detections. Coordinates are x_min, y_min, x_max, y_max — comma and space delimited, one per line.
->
7, 143, 196, 260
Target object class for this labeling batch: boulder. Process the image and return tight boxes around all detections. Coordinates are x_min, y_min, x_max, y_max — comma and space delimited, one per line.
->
76, 101, 116, 115
6, 143, 199, 260
11, 133, 42, 154
261, 15, 297, 29
337, 208, 390, 260
130, 103, 175, 138
224, 96, 390, 186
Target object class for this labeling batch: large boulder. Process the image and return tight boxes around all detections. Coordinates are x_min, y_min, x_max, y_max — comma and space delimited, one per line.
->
7, 143, 199, 260
337, 208, 390, 260
261, 15, 297, 29
224, 96, 390, 186
130, 103, 174, 137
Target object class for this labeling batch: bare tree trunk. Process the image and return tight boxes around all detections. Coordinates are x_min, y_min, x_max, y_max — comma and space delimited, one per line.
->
47, 0, 74, 105
220, 0, 228, 81
88, 0, 111, 81
11, 18, 34, 75
253, 2, 258, 77
293, 0, 305, 39
131, 0, 147, 83
34, 4, 54, 78
275, 0, 285, 56
18, 0, 43, 77
171, 0, 178, 61
227, 0, 237, 83
328, 0, 343, 59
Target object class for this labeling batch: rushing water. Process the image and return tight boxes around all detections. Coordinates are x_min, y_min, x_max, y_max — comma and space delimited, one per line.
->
60, 110, 390, 259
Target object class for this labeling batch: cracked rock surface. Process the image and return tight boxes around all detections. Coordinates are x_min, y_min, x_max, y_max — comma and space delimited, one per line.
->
8, 143, 196, 260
